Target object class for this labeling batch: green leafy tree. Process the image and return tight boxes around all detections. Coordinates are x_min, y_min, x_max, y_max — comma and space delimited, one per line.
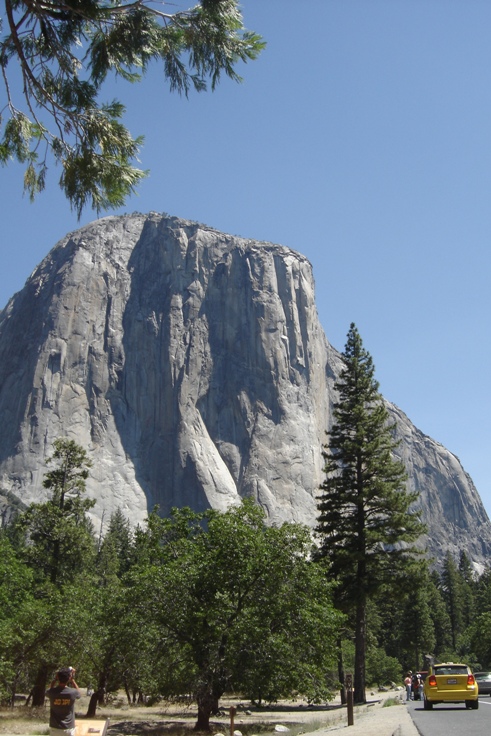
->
316, 323, 425, 703
468, 611, 491, 669
127, 500, 341, 730
0, 533, 89, 707
0, 534, 37, 703
65, 576, 130, 716
0, 0, 264, 215
365, 645, 402, 687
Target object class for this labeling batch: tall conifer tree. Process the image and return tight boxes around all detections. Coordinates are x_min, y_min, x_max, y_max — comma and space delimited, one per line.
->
316, 323, 425, 703
440, 552, 466, 651
19, 438, 95, 586
11, 438, 96, 706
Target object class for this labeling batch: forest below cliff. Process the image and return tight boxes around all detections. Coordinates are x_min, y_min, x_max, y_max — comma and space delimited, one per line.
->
2, 441, 491, 731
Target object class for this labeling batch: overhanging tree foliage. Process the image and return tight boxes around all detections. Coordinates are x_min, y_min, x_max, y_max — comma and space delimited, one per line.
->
316, 323, 425, 703
0, 0, 264, 215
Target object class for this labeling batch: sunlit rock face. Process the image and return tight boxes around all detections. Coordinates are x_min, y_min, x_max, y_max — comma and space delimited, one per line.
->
0, 213, 489, 567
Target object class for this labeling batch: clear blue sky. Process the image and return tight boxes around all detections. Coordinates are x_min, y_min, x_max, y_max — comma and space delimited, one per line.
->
1, 1, 490, 515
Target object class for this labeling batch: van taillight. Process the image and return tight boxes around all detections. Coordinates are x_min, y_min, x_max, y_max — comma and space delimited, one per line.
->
468, 674, 475, 685
428, 675, 437, 687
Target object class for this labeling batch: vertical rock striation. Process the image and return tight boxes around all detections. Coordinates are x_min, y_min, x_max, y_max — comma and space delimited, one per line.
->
0, 213, 489, 566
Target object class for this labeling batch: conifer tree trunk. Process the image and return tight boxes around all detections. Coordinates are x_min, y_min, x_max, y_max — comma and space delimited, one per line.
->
354, 598, 366, 703
337, 637, 347, 705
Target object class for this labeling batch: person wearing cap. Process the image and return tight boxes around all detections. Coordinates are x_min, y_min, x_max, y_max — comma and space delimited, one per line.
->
45, 667, 81, 736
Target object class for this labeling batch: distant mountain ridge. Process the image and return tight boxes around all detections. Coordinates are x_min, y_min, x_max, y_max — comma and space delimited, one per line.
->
0, 213, 489, 567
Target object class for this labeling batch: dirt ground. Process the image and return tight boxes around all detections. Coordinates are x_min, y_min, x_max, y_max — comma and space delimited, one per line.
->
0, 689, 404, 736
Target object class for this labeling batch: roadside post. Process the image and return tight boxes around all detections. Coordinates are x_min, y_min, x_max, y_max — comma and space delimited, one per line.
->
230, 705, 237, 736
345, 674, 354, 726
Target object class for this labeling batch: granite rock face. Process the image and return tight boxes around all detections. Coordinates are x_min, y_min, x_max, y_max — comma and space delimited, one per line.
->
0, 213, 489, 566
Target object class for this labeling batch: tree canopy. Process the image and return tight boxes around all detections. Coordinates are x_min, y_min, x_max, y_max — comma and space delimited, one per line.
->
0, 0, 264, 215
0, 442, 342, 723
4, 434, 489, 720
126, 501, 341, 730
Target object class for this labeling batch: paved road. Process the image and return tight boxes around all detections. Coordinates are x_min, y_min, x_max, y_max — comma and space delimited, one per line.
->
408, 695, 491, 736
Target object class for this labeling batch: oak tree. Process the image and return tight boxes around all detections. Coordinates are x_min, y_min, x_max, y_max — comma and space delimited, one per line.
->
128, 500, 341, 730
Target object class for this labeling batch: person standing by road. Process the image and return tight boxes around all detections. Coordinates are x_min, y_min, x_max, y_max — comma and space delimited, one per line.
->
404, 672, 412, 701
46, 667, 81, 736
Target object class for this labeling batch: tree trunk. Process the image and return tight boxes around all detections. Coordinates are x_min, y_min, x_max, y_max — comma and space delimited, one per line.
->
337, 637, 347, 705
194, 703, 212, 731
123, 679, 131, 705
97, 672, 107, 705
194, 689, 219, 731
31, 663, 49, 707
354, 597, 366, 704
9, 673, 19, 708
86, 689, 104, 718
50, 538, 60, 585
85, 671, 107, 718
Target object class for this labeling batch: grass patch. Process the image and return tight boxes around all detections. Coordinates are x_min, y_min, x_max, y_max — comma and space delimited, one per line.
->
382, 698, 401, 708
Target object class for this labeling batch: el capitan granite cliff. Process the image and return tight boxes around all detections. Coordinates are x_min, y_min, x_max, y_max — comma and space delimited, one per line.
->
0, 213, 489, 566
